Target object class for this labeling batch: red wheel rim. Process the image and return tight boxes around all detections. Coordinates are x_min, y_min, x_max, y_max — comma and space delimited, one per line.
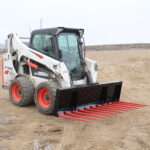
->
37, 88, 51, 109
11, 83, 22, 103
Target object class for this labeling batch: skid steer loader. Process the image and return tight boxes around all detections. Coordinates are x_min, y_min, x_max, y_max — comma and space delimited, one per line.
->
2, 27, 137, 121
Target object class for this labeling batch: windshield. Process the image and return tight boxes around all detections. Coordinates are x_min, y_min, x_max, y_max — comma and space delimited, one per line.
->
58, 33, 83, 75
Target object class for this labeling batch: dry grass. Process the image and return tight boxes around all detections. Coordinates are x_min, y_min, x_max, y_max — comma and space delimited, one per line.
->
0, 49, 150, 150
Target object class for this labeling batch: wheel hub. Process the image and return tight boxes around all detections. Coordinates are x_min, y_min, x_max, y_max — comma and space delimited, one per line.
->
37, 88, 52, 109
11, 83, 22, 102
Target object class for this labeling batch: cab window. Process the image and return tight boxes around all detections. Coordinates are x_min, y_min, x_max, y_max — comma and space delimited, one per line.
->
32, 34, 55, 58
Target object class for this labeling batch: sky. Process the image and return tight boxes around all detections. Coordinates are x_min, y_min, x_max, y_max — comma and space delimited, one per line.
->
0, 0, 150, 45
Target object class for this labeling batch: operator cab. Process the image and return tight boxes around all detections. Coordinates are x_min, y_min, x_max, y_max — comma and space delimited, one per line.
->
30, 27, 87, 81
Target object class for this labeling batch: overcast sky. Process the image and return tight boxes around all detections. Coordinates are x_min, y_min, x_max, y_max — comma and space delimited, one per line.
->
0, 0, 150, 45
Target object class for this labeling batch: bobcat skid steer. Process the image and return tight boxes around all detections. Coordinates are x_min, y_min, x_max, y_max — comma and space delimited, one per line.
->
2, 27, 126, 121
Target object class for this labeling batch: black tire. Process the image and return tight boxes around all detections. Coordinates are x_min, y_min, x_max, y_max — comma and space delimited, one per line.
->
9, 76, 34, 106
34, 80, 58, 115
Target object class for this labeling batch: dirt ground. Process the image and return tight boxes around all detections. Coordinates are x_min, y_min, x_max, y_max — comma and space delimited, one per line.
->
0, 49, 150, 150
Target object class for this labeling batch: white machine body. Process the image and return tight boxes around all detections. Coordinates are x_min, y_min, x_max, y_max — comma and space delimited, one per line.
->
2, 33, 98, 89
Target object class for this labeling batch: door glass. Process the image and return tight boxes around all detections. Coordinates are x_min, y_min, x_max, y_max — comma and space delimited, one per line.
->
58, 33, 81, 71
58, 32, 85, 80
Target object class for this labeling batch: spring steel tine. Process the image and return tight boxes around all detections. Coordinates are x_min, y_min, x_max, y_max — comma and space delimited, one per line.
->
59, 112, 90, 122
58, 101, 146, 122
64, 111, 101, 121
72, 110, 106, 119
